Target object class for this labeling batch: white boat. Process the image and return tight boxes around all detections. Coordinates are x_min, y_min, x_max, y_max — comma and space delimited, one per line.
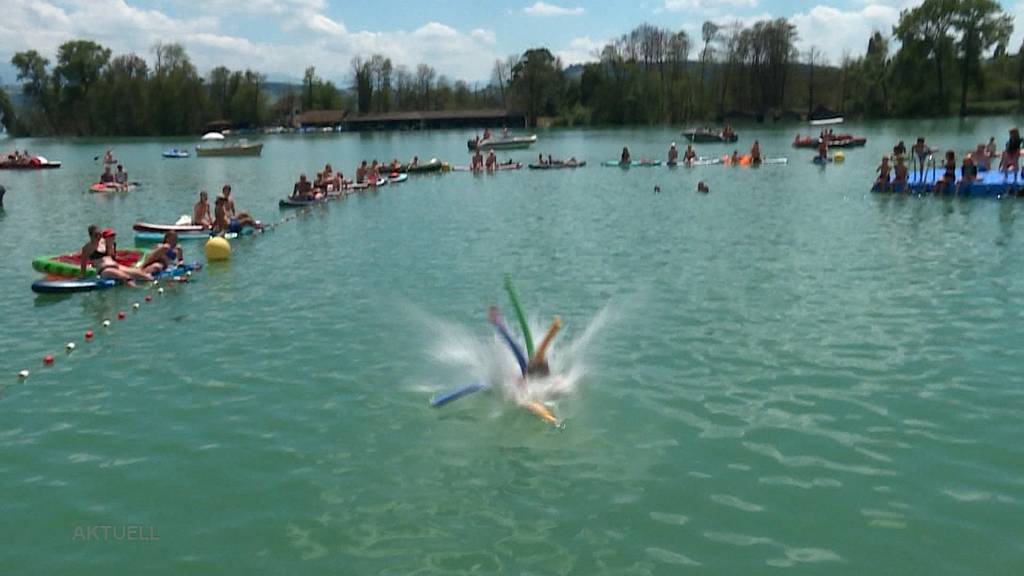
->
195, 137, 263, 157
467, 134, 537, 151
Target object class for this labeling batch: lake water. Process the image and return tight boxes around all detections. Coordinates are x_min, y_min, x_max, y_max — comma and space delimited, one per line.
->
2, 119, 1023, 574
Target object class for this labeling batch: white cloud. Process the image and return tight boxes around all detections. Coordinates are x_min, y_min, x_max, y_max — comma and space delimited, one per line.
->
664, 0, 757, 10
524, 2, 585, 16
0, 0, 499, 84
307, 13, 346, 36
471, 28, 497, 46
557, 36, 604, 65
791, 4, 902, 62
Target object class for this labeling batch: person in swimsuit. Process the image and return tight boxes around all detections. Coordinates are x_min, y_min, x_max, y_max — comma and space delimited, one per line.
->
470, 150, 484, 172
80, 226, 152, 284
113, 164, 128, 188
485, 150, 497, 171
668, 142, 679, 165
103, 150, 114, 164
683, 144, 697, 164
957, 154, 978, 195
293, 174, 313, 200
99, 166, 114, 184
1001, 128, 1022, 182
355, 161, 367, 184
697, 181, 709, 193
410, 156, 419, 168
934, 150, 956, 194
141, 231, 183, 274
910, 137, 931, 180
750, 141, 762, 165
620, 147, 631, 165
218, 185, 261, 232
192, 190, 213, 228
816, 138, 828, 162
893, 140, 906, 161
729, 149, 740, 165
874, 156, 891, 192
892, 156, 909, 194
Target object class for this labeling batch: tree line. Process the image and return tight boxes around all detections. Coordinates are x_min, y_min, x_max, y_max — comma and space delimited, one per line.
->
0, 0, 1018, 136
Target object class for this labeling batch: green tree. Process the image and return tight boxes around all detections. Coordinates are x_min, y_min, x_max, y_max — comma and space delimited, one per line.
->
951, 0, 1012, 116
0, 85, 15, 133
11, 49, 53, 132
96, 53, 149, 134
893, 0, 956, 114
53, 40, 111, 133
511, 48, 563, 125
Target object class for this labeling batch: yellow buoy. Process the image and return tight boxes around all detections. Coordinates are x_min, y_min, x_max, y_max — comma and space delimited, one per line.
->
204, 236, 231, 261
833, 151, 845, 164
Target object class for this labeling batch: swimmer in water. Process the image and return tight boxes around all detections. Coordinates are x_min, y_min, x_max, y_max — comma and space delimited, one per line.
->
697, 181, 709, 193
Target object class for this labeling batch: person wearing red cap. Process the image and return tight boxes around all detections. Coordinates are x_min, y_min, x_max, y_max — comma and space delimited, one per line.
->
80, 225, 153, 285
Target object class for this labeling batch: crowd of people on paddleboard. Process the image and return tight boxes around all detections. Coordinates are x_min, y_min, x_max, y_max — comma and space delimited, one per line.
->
873, 128, 1023, 194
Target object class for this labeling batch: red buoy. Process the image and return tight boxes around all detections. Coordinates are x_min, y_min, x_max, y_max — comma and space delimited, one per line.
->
85, 331, 94, 340
145, 295, 152, 302
117, 311, 126, 320
43, 355, 54, 366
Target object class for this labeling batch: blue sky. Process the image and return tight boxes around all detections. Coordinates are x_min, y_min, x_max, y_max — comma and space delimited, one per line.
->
1, 1, 1022, 85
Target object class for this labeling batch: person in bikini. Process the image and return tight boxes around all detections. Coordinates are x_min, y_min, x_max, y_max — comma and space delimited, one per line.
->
892, 156, 909, 193
80, 226, 152, 284
140, 231, 183, 274
683, 144, 697, 164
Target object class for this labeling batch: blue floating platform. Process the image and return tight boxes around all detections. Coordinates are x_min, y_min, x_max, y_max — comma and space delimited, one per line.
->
875, 167, 1024, 197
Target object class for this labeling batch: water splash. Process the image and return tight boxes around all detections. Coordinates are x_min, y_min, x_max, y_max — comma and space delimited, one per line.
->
424, 301, 616, 422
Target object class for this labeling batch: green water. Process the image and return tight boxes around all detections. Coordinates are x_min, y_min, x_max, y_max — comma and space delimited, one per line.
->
2, 120, 1023, 574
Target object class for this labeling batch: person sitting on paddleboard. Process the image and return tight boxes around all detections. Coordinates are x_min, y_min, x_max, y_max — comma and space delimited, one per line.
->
293, 174, 313, 200
81, 226, 152, 285
683, 144, 697, 164
219, 185, 261, 231
750, 141, 762, 165
934, 150, 956, 193
99, 165, 115, 184
141, 231, 183, 274
957, 154, 978, 195
668, 142, 679, 165
114, 164, 128, 188
193, 190, 213, 228
620, 147, 631, 165
368, 160, 380, 185
355, 161, 367, 184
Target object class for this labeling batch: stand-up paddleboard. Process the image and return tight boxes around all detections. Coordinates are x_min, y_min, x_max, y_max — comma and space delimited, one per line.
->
134, 228, 253, 243
602, 160, 662, 168
31, 277, 117, 294
389, 173, 409, 184
430, 382, 490, 407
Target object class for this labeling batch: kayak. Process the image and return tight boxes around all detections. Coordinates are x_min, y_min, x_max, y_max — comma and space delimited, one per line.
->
89, 182, 131, 193
32, 248, 147, 278
602, 160, 662, 167
134, 228, 253, 242
528, 161, 586, 169
162, 148, 190, 158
